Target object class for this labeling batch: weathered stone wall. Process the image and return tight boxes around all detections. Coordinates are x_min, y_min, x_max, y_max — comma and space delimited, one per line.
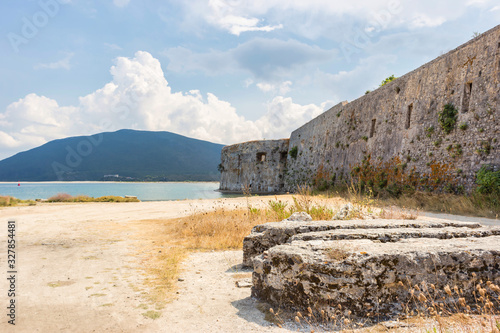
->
252, 236, 500, 322
248, 219, 500, 322
219, 139, 289, 193
285, 25, 500, 191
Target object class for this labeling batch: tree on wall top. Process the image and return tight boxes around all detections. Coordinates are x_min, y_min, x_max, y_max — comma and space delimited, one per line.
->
380, 75, 397, 87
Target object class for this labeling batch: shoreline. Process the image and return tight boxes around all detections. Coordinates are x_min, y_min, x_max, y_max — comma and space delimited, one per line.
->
0, 181, 229, 202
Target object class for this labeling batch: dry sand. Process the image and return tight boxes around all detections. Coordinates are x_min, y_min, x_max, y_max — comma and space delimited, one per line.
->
0, 196, 295, 333
0, 196, 496, 332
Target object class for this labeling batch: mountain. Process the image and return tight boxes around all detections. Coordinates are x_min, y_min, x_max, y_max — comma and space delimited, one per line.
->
0, 129, 225, 181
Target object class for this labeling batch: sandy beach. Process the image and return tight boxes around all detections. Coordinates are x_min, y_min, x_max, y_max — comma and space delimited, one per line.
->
0, 196, 299, 333
0, 196, 497, 333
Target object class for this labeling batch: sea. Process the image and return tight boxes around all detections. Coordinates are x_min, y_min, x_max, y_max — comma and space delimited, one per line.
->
0, 182, 235, 201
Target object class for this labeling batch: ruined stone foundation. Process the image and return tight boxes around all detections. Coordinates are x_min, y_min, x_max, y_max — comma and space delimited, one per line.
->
246, 219, 500, 322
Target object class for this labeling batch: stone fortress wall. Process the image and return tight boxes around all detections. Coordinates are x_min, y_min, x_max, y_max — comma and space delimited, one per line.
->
219, 139, 289, 193
220, 25, 500, 193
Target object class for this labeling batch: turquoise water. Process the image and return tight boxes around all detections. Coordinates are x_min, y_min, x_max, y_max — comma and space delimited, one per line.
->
0, 182, 233, 201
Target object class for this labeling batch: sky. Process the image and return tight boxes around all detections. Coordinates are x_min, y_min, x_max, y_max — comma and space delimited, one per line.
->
0, 0, 499, 160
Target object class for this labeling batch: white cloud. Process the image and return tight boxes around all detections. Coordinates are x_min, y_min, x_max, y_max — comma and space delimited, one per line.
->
409, 14, 446, 29
257, 81, 292, 95
180, 0, 495, 40
0, 52, 326, 158
205, 0, 282, 35
104, 43, 123, 51
0, 131, 18, 149
113, 0, 130, 8
34, 53, 74, 70
255, 96, 325, 139
0, 94, 78, 156
314, 53, 398, 100
491, 6, 500, 11
217, 14, 283, 35
256, 82, 274, 93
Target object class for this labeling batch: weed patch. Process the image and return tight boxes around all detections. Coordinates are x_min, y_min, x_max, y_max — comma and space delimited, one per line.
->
47, 193, 140, 202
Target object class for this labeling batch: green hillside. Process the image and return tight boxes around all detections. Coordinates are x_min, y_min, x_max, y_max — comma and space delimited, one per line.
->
0, 129, 225, 181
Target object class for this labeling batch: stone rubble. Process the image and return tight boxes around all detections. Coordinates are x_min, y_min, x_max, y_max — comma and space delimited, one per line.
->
284, 212, 312, 222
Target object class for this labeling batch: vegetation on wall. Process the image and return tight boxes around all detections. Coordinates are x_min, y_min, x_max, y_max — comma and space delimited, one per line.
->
295, 159, 499, 219
438, 103, 458, 134
304, 155, 460, 198
289, 146, 299, 159
348, 155, 458, 197
379, 75, 397, 87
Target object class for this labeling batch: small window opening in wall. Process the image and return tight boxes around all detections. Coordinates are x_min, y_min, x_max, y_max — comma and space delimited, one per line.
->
497, 42, 500, 48
280, 151, 287, 162
256, 152, 267, 162
461, 82, 473, 113
478, 70, 482, 77
406, 104, 413, 129
370, 119, 376, 138
395, 87, 401, 94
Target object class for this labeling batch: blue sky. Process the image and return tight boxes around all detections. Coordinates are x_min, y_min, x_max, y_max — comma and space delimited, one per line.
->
0, 0, 499, 159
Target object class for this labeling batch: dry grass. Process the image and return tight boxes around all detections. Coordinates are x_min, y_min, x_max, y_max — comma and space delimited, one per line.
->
0, 195, 36, 207
136, 193, 424, 305
171, 208, 272, 250
379, 206, 419, 220
47, 193, 140, 202
132, 188, 497, 330
137, 208, 277, 304
381, 192, 499, 219
268, 276, 500, 333
330, 186, 499, 219
137, 195, 344, 305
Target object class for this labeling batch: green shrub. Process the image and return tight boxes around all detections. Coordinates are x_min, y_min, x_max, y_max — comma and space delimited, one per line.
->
379, 75, 397, 87
267, 199, 290, 221
476, 141, 492, 155
47, 193, 73, 202
0, 196, 35, 207
476, 165, 500, 194
438, 104, 458, 134
289, 146, 298, 159
426, 126, 435, 136
0, 196, 20, 207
